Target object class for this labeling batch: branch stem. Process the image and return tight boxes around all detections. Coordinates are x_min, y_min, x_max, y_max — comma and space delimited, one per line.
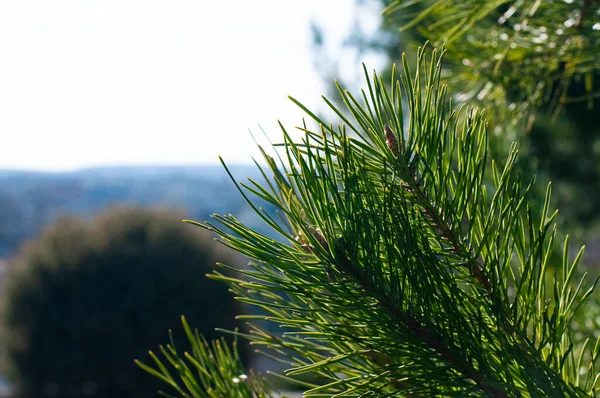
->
334, 251, 509, 397
404, 173, 492, 293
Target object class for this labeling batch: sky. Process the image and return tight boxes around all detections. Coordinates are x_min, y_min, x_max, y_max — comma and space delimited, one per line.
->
0, 1, 384, 171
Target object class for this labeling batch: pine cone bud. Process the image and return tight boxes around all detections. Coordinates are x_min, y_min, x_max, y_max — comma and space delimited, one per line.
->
384, 125, 399, 157
307, 226, 329, 252
334, 236, 352, 273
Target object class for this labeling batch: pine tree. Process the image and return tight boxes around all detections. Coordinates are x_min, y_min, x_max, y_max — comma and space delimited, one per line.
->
137, 47, 600, 397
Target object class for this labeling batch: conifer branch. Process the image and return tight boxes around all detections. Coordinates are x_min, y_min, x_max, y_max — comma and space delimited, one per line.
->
136, 317, 276, 398
140, 45, 600, 397
392, 125, 493, 294
333, 241, 508, 397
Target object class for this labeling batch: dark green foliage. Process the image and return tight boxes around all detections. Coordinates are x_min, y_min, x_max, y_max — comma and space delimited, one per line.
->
527, 81, 600, 227
1, 206, 242, 398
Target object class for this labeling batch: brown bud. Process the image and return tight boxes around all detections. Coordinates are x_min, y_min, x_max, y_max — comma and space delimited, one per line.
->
384, 125, 399, 157
307, 226, 329, 252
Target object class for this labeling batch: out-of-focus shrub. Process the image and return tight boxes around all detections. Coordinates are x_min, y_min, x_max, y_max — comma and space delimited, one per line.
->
1, 206, 242, 398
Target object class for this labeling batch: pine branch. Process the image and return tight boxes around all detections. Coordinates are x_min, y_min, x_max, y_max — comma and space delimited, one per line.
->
396, 138, 492, 293
136, 317, 276, 398
333, 239, 509, 397
144, 45, 600, 397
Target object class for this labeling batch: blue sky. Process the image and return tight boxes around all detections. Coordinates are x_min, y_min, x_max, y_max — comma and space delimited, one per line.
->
0, 1, 384, 171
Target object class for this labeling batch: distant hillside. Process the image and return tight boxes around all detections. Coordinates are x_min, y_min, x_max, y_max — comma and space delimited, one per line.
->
0, 165, 278, 257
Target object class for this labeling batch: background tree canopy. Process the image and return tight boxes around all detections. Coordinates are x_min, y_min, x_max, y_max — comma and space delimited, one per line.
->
314, 0, 600, 236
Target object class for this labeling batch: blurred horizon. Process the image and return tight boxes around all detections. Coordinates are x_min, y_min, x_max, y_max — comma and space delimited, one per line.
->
0, 162, 262, 173
1, 1, 384, 172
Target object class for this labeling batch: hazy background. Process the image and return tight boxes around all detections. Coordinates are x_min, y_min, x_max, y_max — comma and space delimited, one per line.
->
0, 2, 386, 396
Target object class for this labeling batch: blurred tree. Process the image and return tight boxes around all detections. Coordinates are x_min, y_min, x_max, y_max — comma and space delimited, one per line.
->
1, 206, 244, 398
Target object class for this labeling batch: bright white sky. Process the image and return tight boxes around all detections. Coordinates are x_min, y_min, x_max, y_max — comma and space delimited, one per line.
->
0, 1, 384, 171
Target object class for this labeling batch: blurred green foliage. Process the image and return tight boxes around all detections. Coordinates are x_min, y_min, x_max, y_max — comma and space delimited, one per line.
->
1, 206, 243, 398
